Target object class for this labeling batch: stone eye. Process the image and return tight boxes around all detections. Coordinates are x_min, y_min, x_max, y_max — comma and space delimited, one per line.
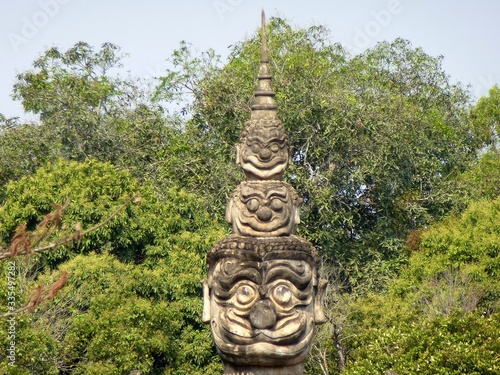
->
236, 285, 257, 305
269, 142, 280, 152
250, 143, 261, 153
272, 285, 292, 305
246, 198, 260, 212
269, 198, 284, 212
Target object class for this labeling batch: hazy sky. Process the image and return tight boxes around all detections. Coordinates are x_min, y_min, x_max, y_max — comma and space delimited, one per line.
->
1, 0, 499, 120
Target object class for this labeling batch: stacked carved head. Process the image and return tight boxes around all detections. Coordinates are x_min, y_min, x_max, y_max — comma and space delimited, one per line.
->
226, 181, 301, 237
203, 236, 326, 369
235, 10, 290, 182
237, 119, 290, 181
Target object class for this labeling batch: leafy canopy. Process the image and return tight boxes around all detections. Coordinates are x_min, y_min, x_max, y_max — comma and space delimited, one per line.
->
0, 159, 227, 374
155, 18, 484, 290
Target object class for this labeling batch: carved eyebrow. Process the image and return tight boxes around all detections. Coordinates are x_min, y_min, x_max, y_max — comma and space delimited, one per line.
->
246, 137, 286, 145
246, 138, 263, 145
263, 261, 313, 290
266, 188, 287, 199
265, 137, 286, 143
246, 136, 264, 143
213, 260, 262, 296
240, 190, 265, 200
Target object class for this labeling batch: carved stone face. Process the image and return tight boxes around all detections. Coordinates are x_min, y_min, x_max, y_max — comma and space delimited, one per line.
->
203, 253, 326, 367
237, 127, 289, 180
226, 181, 300, 237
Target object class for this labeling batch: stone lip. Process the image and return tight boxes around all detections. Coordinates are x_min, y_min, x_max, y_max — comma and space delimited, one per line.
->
212, 314, 315, 365
223, 363, 305, 375
207, 235, 318, 266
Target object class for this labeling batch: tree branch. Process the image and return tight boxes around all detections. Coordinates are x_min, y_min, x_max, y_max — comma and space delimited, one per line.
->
0, 193, 139, 260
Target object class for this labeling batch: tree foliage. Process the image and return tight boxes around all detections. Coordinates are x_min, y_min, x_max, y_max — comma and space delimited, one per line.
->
470, 84, 500, 150
326, 195, 500, 374
2, 42, 176, 196
0, 119, 51, 203
344, 311, 500, 375
155, 18, 484, 290
0, 159, 226, 374
0, 17, 499, 375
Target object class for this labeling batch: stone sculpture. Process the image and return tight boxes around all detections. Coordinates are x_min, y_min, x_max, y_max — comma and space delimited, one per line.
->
236, 124, 289, 180
225, 181, 301, 237
203, 11, 327, 375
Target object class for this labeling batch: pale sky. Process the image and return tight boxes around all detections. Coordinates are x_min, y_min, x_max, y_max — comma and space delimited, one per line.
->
1, 0, 499, 121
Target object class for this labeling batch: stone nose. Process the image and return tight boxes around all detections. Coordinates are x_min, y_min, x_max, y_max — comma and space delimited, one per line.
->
257, 206, 273, 221
259, 148, 272, 160
249, 300, 277, 329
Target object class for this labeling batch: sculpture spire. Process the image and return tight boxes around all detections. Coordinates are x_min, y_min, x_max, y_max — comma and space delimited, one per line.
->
235, 11, 289, 181
261, 10, 268, 64
203, 12, 326, 374
251, 10, 277, 117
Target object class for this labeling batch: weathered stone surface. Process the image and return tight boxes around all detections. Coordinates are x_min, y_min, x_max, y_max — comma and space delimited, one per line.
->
203, 11, 327, 375
203, 236, 326, 372
235, 9, 290, 182
226, 181, 301, 237
237, 122, 289, 180
206, 235, 319, 263
223, 364, 306, 375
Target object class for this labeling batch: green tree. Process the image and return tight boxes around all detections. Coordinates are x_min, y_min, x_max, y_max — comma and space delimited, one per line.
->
470, 85, 500, 151
452, 150, 500, 211
344, 311, 500, 375
5, 42, 175, 190
152, 41, 243, 212
155, 18, 483, 291
0, 159, 226, 374
0, 159, 149, 267
335, 196, 500, 374
13, 42, 124, 160
0, 117, 52, 203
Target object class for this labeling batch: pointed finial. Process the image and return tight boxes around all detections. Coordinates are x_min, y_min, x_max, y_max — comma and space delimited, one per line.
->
237, 10, 289, 181
261, 10, 268, 63
250, 10, 277, 115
